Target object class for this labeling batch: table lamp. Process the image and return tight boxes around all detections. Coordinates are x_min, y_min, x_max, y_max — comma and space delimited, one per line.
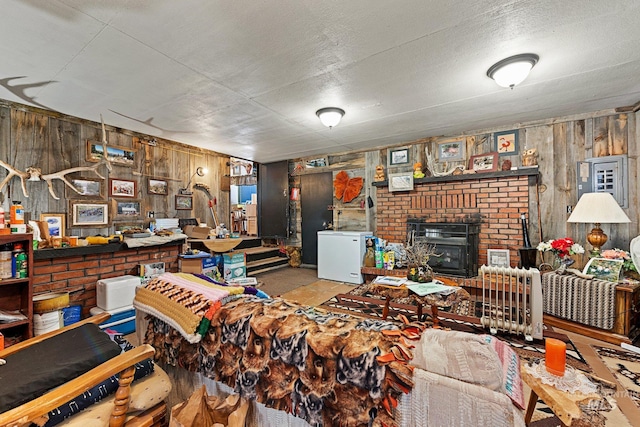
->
567, 192, 630, 255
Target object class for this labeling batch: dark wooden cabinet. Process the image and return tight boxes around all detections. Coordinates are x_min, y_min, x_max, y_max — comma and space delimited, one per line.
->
614, 282, 640, 340
0, 233, 33, 345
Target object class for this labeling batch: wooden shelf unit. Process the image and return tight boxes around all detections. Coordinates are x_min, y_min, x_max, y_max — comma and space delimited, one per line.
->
0, 233, 34, 345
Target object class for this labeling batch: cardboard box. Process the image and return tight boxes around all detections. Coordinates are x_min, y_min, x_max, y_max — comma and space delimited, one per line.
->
181, 256, 222, 275
184, 225, 212, 239
223, 252, 246, 280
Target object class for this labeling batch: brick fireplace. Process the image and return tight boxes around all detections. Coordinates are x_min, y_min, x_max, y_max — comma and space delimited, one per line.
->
374, 171, 536, 277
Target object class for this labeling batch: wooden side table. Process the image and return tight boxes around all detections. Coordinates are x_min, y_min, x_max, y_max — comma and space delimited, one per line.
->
521, 362, 602, 426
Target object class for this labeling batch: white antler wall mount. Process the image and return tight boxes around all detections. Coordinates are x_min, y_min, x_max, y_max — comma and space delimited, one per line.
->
0, 114, 113, 200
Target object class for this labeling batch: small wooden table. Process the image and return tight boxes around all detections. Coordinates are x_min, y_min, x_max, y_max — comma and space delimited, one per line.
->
521, 362, 602, 426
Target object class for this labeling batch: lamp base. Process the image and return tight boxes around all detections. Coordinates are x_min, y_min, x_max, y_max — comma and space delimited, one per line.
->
587, 223, 607, 256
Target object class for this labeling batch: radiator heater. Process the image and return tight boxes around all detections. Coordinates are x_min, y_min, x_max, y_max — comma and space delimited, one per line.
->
480, 265, 543, 341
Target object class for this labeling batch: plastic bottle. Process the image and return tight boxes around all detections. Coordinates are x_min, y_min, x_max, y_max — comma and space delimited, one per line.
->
12, 243, 27, 279
0, 244, 12, 279
0, 206, 5, 229
10, 201, 24, 225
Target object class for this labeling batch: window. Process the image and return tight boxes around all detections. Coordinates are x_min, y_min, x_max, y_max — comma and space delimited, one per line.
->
577, 155, 628, 208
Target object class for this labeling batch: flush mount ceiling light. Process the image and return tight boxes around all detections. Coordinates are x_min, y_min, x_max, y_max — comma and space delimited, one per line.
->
487, 53, 539, 89
316, 107, 345, 128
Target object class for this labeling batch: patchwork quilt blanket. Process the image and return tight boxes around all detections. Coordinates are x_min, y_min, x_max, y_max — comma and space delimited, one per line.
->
142, 289, 423, 427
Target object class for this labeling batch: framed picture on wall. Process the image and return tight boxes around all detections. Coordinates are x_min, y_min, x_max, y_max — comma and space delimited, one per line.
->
175, 195, 193, 210
437, 140, 466, 162
66, 177, 104, 199
388, 147, 411, 167
494, 130, 519, 156
40, 213, 66, 237
86, 140, 135, 166
388, 172, 414, 192
109, 178, 137, 198
487, 249, 510, 268
112, 199, 143, 220
147, 178, 168, 195
70, 201, 109, 227
469, 152, 499, 173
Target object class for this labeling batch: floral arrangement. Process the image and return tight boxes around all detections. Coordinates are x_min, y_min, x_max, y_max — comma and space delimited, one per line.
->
601, 248, 638, 273
537, 237, 585, 260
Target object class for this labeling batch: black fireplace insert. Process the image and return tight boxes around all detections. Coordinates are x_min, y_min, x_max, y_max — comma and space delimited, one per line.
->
406, 220, 480, 277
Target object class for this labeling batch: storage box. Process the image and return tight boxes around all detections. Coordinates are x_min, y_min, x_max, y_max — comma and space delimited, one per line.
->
181, 256, 222, 276
90, 306, 136, 335
96, 275, 141, 311
223, 252, 246, 280
184, 225, 212, 239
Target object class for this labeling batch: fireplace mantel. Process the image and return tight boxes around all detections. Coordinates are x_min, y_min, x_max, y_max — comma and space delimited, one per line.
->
372, 167, 539, 187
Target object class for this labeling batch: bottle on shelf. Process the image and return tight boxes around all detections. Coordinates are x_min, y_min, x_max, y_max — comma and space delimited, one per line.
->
12, 242, 28, 279
10, 201, 24, 225
0, 243, 12, 279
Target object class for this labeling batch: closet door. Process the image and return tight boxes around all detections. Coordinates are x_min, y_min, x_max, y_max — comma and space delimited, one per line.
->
257, 161, 288, 238
300, 172, 333, 265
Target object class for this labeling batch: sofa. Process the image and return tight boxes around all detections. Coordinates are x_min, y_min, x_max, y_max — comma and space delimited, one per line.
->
134, 273, 525, 426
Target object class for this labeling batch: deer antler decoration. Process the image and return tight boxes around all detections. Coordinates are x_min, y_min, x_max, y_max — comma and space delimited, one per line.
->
0, 114, 113, 200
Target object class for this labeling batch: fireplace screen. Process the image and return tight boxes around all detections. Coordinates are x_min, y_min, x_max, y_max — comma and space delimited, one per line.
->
407, 221, 480, 277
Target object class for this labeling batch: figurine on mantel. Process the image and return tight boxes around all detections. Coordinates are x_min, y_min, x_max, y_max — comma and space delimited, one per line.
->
413, 162, 425, 179
374, 164, 386, 181
522, 148, 538, 167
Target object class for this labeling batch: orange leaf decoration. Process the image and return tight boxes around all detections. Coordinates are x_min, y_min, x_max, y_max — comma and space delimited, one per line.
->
334, 171, 349, 199
334, 170, 364, 203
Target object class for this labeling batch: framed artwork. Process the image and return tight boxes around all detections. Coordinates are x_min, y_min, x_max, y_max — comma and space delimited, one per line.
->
112, 199, 143, 219
469, 152, 499, 173
305, 157, 328, 168
66, 177, 104, 199
109, 178, 137, 198
494, 130, 519, 156
437, 140, 466, 162
175, 194, 193, 210
388, 172, 414, 192
583, 257, 624, 282
86, 140, 135, 166
147, 178, 168, 195
487, 249, 510, 268
388, 147, 411, 167
40, 213, 65, 237
113, 222, 145, 233
70, 201, 109, 227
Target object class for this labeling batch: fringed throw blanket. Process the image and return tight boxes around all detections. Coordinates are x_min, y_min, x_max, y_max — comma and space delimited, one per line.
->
145, 297, 425, 427
134, 272, 266, 343
542, 272, 617, 329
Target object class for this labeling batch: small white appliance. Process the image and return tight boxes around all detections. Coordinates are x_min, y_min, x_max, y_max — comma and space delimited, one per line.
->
317, 231, 372, 284
96, 275, 141, 311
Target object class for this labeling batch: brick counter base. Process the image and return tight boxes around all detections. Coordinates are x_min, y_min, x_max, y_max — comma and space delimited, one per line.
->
33, 244, 181, 318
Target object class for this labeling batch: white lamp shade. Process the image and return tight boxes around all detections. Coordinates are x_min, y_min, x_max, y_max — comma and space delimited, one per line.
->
567, 192, 630, 224
316, 107, 345, 128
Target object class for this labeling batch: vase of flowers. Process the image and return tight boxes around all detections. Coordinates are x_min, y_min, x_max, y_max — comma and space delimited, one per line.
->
537, 237, 585, 270
601, 248, 639, 280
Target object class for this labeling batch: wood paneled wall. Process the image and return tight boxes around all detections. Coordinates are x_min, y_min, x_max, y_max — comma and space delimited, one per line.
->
289, 111, 639, 254
0, 101, 230, 236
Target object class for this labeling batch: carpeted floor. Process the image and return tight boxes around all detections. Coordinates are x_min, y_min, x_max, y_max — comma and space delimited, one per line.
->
592, 345, 640, 410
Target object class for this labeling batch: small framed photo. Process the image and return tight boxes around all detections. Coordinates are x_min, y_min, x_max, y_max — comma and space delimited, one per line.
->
305, 157, 328, 168
388, 172, 414, 192
109, 178, 137, 198
147, 178, 168, 195
40, 213, 66, 237
437, 140, 466, 162
469, 152, 499, 173
494, 130, 518, 156
112, 199, 143, 219
175, 194, 193, 210
66, 177, 105, 199
487, 249, 510, 268
70, 201, 109, 227
388, 147, 411, 167
582, 257, 624, 282
86, 140, 135, 166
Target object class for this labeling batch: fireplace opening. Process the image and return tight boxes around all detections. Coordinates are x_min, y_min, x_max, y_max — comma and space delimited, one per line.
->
406, 220, 480, 277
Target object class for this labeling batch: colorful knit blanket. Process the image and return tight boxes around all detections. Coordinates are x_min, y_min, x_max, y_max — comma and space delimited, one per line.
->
133, 272, 266, 343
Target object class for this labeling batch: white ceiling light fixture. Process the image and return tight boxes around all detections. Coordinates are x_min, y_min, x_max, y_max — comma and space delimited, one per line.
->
316, 107, 345, 128
487, 53, 539, 89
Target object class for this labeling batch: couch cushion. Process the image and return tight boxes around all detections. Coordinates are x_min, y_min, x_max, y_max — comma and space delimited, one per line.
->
410, 329, 504, 392
0, 323, 121, 413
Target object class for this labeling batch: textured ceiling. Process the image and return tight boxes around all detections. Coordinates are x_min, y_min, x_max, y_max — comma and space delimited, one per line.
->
1, 0, 640, 163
